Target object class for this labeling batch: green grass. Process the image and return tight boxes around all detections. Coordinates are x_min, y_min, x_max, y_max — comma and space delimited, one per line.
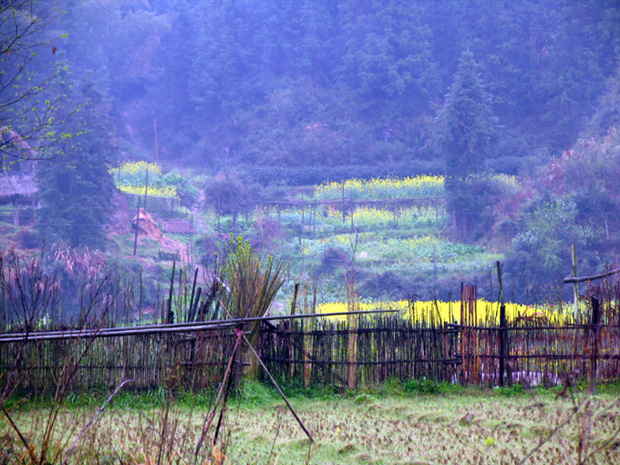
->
5, 381, 620, 464
195, 175, 504, 302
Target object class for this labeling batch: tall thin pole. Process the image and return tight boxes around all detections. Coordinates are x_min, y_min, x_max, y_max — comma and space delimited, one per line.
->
572, 244, 579, 321
154, 119, 159, 164
497, 261, 506, 386
144, 166, 149, 212
133, 197, 141, 256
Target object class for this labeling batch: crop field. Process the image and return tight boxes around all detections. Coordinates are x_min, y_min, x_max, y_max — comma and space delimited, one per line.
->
317, 299, 573, 325
314, 175, 445, 200
74, 173, 505, 305
4, 383, 620, 464
241, 175, 503, 303
112, 161, 180, 200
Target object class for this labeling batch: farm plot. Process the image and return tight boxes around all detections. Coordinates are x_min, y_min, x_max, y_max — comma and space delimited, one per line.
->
247, 175, 504, 302
4, 387, 620, 464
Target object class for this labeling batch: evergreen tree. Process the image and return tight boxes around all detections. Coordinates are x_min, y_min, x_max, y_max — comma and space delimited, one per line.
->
435, 50, 498, 180
582, 63, 620, 138
36, 81, 115, 249
434, 50, 499, 240
0, 0, 78, 164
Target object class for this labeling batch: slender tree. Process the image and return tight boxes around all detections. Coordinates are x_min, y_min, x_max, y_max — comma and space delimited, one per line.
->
0, 1, 78, 166
434, 50, 499, 239
36, 80, 115, 249
435, 50, 498, 180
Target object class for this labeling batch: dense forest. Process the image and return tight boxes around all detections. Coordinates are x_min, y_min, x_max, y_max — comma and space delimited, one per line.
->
55, 0, 620, 176
2, 0, 620, 306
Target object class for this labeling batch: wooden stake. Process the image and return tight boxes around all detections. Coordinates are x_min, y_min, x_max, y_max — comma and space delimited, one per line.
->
497, 261, 507, 386
133, 197, 141, 256
241, 331, 314, 443
154, 119, 159, 164
290, 283, 299, 316
144, 166, 149, 212
572, 244, 579, 321
167, 261, 175, 324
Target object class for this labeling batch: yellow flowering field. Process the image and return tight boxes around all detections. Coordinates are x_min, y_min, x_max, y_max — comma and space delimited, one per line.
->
110, 161, 179, 199
328, 205, 441, 226
112, 160, 163, 177
315, 175, 445, 200
116, 184, 179, 199
317, 299, 573, 325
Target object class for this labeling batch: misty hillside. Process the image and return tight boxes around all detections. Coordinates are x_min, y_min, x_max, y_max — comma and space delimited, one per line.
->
53, 0, 620, 178
2, 0, 620, 308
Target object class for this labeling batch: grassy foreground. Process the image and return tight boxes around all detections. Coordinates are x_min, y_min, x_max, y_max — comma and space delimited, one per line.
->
4, 382, 620, 464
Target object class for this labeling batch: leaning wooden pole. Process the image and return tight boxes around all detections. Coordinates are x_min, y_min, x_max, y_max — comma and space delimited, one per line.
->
166, 261, 176, 324
133, 197, 141, 256
241, 331, 314, 443
572, 244, 579, 321
0, 309, 399, 343
563, 268, 620, 284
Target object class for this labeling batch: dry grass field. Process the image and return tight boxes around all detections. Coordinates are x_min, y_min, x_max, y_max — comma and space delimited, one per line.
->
4, 382, 620, 464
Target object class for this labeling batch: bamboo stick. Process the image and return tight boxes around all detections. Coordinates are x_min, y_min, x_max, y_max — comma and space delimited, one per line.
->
0, 309, 398, 343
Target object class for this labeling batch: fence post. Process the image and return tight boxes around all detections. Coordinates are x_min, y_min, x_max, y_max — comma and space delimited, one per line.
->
499, 304, 506, 387
590, 296, 600, 392
572, 245, 580, 321
303, 320, 312, 388
497, 261, 507, 387
133, 197, 141, 256
460, 282, 466, 384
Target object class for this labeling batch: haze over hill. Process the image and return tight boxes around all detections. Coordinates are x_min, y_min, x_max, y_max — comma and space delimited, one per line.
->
1, 0, 620, 308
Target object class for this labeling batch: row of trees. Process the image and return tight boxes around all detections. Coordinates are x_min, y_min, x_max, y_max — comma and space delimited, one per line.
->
0, 1, 115, 249
24, 0, 620, 176
2, 0, 620, 294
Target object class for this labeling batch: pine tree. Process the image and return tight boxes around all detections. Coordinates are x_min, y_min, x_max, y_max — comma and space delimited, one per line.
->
36, 80, 115, 250
434, 50, 499, 240
435, 50, 498, 180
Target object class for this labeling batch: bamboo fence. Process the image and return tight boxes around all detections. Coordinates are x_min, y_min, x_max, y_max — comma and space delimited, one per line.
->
4, 305, 620, 393
259, 313, 620, 390
2, 255, 620, 393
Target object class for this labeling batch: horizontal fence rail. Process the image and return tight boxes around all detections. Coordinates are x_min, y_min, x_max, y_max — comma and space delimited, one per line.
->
0, 330, 238, 393
2, 291, 620, 393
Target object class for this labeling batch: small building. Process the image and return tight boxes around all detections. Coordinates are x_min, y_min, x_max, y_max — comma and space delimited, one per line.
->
0, 173, 38, 226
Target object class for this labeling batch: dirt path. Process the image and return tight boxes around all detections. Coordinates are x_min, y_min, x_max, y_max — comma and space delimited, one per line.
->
191, 187, 208, 235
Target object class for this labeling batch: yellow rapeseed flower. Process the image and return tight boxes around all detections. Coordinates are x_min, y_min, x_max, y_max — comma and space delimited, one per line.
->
117, 184, 179, 200
315, 175, 445, 200
316, 299, 572, 325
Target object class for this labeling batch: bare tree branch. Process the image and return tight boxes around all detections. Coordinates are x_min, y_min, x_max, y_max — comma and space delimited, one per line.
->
0, 0, 79, 164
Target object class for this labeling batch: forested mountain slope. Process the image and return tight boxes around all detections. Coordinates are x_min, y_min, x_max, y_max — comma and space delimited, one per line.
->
51, 0, 620, 182
2, 0, 620, 305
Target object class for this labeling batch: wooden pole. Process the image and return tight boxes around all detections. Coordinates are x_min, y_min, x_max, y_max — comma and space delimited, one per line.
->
188, 267, 199, 322
590, 296, 600, 394
564, 268, 620, 284
133, 197, 141, 256
290, 283, 299, 316
0, 309, 398, 343
167, 261, 176, 324
144, 166, 149, 212
241, 331, 314, 443
572, 244, 579, 321
497, 261, 507, 386
460, 282, 465, 384
154, 119, 159, 164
